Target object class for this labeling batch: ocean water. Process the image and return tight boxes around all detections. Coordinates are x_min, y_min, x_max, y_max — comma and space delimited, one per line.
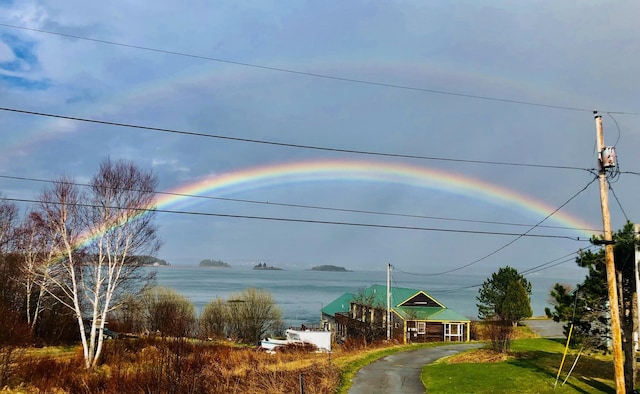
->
150, 266, 567, 327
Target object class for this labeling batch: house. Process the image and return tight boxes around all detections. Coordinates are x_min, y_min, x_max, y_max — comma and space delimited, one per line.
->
321, 284, 470, 343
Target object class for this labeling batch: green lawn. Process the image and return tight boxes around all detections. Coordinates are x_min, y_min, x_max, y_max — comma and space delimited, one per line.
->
422, 339, 615, 393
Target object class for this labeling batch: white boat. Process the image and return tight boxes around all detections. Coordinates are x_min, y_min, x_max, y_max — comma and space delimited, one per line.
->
260, 338, 290, 351
260, 329, 332, 352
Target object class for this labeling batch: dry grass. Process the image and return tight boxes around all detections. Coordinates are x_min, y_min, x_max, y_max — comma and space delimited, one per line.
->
0, 335, 423, 394
3, 338, 343, 394
444, 348, 513, 364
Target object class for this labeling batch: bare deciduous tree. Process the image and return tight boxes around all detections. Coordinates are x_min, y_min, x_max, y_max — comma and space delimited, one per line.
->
0, 200, 19, 308
14, 212, 54, 333
35, 159, 160, 368
0, 199, 17, 251
228, 288, 282, 344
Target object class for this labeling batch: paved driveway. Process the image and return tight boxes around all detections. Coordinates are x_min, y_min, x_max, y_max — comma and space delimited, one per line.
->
347, 343, 482, 394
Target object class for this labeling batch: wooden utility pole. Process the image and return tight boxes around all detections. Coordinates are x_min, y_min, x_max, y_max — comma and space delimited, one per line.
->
633, 223, 640, 391
595, 114, 625, 393
387, 263, 391, 341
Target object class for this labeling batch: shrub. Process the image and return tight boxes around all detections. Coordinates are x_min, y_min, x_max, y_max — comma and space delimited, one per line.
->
199, 297, 228, 340
141, 286, 196, 337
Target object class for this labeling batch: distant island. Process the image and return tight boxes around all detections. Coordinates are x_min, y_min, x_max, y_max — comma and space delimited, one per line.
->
253, 262, 283, 271
311, 265, 352, 272
199, 259, 231, 268
139, 256, 169, 267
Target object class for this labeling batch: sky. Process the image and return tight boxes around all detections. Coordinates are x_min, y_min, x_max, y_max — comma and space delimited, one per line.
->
1, 1, 640, 295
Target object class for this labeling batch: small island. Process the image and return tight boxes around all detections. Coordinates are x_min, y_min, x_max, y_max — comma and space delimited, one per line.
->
139, 256, 170, 267
199, 259, 231, 268
253, 262, 283, 270
311, 265, 352, 272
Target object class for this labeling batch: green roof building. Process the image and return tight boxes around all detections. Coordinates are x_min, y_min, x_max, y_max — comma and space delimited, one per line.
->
322, 284, 470, 344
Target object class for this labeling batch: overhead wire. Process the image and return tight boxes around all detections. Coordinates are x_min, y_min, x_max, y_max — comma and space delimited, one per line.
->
0, 195, 592, 241
390, 245, 597, 297
0, 173, 601, 234
385, 175, 600, 277
3, 23, 640, 115
519, 247, 597, 276
0, 106, 595, 172
608, 183, 630, 223
606, 112, 622, 147
423, 248, 593, 295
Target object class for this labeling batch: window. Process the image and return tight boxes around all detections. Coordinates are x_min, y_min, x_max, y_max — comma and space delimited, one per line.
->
444, 323, 464, 341
417, 322, 426, 334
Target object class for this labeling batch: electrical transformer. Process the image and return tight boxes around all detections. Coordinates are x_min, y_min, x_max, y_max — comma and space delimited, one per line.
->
600, 146, 617, 168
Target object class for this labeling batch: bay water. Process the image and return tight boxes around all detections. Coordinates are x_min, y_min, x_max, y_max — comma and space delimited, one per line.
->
150, 266, 568, 328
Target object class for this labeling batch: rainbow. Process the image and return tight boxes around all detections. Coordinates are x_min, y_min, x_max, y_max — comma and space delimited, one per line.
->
153, 159, 598, 237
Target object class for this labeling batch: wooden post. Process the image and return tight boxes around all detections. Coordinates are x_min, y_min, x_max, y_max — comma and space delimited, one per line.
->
595, 114, 625, 393
299, 373, 304, 394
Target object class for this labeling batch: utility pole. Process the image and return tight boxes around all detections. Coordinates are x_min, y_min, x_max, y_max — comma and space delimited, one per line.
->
633, 223, 640, 391
595, 113, 625, 393
636, 224, 640, 351
387, 263, 391, 341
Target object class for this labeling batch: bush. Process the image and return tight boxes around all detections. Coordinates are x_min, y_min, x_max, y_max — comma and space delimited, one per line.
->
199, 297, 228, 340
227, 288, 283, 344
141, 286, 196, 337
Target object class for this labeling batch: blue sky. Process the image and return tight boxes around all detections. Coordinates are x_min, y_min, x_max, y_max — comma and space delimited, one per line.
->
1, 1, 640, 294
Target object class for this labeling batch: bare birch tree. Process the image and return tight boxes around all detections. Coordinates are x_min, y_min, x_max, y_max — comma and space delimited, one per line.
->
14, 212, 55, 333
36, 159, 160, 368
0, 199, 17, 251
0, 199, 19, 311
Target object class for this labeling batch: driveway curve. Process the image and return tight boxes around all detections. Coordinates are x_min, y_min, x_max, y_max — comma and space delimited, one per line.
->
347, 343, 482, 394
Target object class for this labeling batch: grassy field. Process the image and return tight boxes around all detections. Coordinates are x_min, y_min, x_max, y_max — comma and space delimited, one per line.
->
422, 338, 616, 393
2, 328, 624, 393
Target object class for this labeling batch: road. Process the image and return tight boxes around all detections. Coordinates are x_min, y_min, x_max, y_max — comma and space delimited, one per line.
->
346, 319, 561, 393
347, 343, 482, 394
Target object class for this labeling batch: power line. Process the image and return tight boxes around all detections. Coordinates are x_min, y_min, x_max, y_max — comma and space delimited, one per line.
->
421, 249, 590, 295
385, 175, 599, 276
0, 173, 601, 233
519, 247, 596, 276
0, 106, 594, 172
0, 196, 590, 241
608, 183, 630, 223
2, 22, 639, 115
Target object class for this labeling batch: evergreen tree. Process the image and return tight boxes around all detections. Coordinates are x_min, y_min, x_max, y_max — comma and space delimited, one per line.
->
477, 266, 533, 325
546, 221, 637, 391
477, 266, 532, 353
